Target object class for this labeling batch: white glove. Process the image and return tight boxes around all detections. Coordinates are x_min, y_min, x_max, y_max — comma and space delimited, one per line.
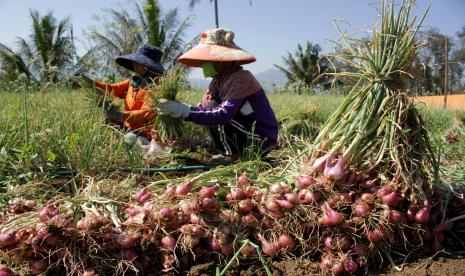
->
158, 99, 191, 118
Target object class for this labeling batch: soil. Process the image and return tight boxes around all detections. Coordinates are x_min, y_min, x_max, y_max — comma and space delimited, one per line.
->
182, 250, 465, 276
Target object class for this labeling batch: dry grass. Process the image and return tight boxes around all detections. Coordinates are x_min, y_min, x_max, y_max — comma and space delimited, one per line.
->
414, 94, 465, 111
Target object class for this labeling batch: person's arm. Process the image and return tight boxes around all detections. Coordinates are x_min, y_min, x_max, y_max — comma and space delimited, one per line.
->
123, 93, 156, 126
95, 79, 130, 99
187, 98, 245, 125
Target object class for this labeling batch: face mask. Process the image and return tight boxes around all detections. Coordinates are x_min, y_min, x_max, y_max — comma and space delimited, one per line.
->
202, 62, 217, 78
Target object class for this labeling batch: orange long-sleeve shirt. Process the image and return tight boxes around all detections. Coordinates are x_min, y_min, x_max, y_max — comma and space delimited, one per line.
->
95, 79, 156, 139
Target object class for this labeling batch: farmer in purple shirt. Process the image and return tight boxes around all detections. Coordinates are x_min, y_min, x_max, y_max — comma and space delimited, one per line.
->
158, 28, 278, 162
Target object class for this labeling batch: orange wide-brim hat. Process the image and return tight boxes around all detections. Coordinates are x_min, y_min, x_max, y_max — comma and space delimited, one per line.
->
178, 28, 256, 67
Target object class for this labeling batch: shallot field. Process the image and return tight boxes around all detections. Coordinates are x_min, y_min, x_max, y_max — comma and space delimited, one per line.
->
0, 88, 464, 275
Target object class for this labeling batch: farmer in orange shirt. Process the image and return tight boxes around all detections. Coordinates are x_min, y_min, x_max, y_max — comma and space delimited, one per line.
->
82, 44, 164, 140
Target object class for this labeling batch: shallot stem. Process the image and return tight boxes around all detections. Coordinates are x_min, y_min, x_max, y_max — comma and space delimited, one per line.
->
218, 239, 272, 276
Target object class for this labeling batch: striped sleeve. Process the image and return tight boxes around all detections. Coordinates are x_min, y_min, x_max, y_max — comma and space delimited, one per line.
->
187, 98, 245, 125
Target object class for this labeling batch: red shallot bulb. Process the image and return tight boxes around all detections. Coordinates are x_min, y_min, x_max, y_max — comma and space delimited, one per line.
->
161, 235, 176, 250
209, 235, 221, 251
367, 227, 385, 244
323, 156, 346, 181
0, 265, 14, 276
159, 208, 175, 219
296, 175, 315, 189
319, 253, 334, 271
258, 234, 280, 256
344, 256, 358, 273
236, 199, 254, 214
407, 206, 418, 222
360, 193, 374, 203
269, 183, 291, 194
241, 244, 257, 257
382, 191, 397, 207
199, 185, 219, 198
117, 233, 136, 248
319, 202, 343, 226
264, 198, 280, 211
278, 234, 296, 251
353, 203, 370, 217
415, 205, 430, 224
0, 232, 16, 247
242, 214, 260, 228
237, 174, 250, 186
201, 197, 219, 211
163, 185, 175, 197
231, 188, 247, 200
330, 260, 345, 275
179, 200, 200, 215
388, 210, 406, 224
284, 193, 298, 204
175, 181, 192, 196
134, 187, 149, 202
312, 153, 329, 172
276, 199, 294, 209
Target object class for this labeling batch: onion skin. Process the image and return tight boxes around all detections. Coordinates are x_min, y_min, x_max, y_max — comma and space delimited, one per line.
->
296, 175, 314, 189
237, 174, 250, 186
161, 236, 176, 251
284, 193, 298, 204
236, 199, 254, 214
201, 197, 219, 211
241, 244, 257, 257
264, 198, 280, 211
323, 155, 346, 181
389, 210, 407, 224
164, 185, 175, 197
312, 153, 329, 172
278, 234, 296, 251
360, 193, 374, 203
231, 188, 247, 200
319, 202, 343, 226
276, 199, 294, 209
353, 203, 370, 217
0, 232, 17, 247
175, 182, 191, 196
344, 256, 359, 273
415, 205, 431, 224
0, 265, 14, 276
258, 235, 280, 256
242, 214, 260, 228
382, 191, 397, 207
367, 227, 385, 244
134, 187, 149, 202
209, 236, 221, 251
199, 185, 219, 198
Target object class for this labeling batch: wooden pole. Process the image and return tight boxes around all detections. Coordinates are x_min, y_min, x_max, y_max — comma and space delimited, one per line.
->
443, 37, 449, 109
214, 0, 219, 28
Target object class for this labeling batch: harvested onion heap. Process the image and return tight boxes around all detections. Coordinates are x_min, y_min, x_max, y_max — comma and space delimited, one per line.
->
149, 65, 187, 142
0, 166, 463, 275
305, 0, 437, 202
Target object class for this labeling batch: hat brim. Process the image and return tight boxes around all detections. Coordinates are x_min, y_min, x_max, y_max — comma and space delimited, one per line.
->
116, 53, 165, 74
178, 43, 256, 67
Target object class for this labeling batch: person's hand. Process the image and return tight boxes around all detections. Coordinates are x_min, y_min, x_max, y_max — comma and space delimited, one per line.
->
201, 94, 218, 108
157, 99, 190, 118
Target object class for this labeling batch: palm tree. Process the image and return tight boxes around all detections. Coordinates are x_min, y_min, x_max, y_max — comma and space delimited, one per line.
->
0, 44, 35, 82
0, 10, 75, 83
274, 41, 328, 87
89, 0, 194, 77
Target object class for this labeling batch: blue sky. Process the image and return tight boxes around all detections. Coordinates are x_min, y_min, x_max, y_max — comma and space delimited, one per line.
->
0, 0, 464, 78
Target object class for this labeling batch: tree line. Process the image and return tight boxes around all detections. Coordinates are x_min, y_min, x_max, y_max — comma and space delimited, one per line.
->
0, 0, 463, 95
